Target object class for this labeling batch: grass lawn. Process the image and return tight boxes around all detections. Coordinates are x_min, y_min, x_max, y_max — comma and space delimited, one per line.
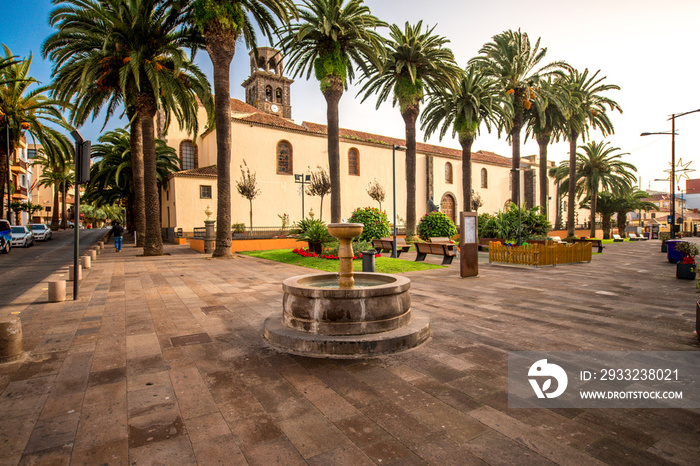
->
241, 249, 444, 273
601, 238, 631, 244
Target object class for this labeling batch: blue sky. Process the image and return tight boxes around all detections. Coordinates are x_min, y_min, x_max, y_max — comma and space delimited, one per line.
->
2, 0, 700, 191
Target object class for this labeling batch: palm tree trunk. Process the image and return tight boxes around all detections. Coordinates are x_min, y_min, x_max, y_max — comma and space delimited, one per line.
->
511, 96, 524, 203
137, 94, 163, 256
323, 77, 344, 224
460, 136, 474, 212
61, 181, 67, 229
567, 130, 578, 237
128, 110, 146, 247
590, 186, 597, 238
402, 104, 419, 238
554, 180, 562, 230
206, 33, 236, 258
616, 210, 628, 237
602, 214, 612, 239
537, 134, 550, 217
51, 184, 59, 230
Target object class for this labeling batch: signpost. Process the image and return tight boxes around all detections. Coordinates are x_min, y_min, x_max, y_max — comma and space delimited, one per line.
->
459, 211, 479, 278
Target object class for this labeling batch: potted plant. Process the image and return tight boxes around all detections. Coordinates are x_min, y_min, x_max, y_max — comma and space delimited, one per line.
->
296, 222, 333, 254
675, 242, 698, 280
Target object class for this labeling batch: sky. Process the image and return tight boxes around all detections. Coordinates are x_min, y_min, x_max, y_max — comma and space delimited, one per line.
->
1, 0, 699, 194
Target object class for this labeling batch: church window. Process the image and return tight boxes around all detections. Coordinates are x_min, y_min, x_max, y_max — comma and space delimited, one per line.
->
481, 168, 488, 188
445, 162, 453, 184
265, 85, 272, 101
180, 140, 197, 170
348, 148, 360, 176
276, 88, 283, 104
200, 185, 212, 199
277, 140, 292, 175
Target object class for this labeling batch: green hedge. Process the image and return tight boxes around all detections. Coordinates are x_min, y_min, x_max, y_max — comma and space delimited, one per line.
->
349, 207, 391, 242
417, 212, 457, 241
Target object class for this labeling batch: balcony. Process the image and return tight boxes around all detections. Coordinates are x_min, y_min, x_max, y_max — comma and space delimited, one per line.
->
10, 158, 27, 174
12, 186, 28, 200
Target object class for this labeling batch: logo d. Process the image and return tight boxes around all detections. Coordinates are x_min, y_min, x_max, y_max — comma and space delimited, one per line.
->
528, 359, 568, 399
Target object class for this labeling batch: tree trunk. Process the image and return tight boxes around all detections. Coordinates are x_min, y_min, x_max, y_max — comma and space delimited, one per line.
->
61, 181, 67, 229
567, 131, 578, 237
137, 93, 163, 256
460, 136, 474, 212
51, 184, 59, 230
590, 186, 597, 238
616, 210, 628, 237
510, 93, 524, 203
554, 180, 562, 230
402, 103, 420, 238
248, 199, 253, 231
320, 194, 324, 221
128, 110, 146, 247
0, 135, 14, 222
602, 214, 611, 239
537, 133, 550, 217
323, 77, 344, 223
206, 31, 236, 258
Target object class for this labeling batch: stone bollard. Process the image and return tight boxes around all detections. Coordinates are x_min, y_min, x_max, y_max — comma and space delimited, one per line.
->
98, 241, 104, 249
49, 281, 66, 302
204, 219, 216, 254
69, 264, 82, 281
0, 318, 24, 363
81, 255, 91, 269
89, 250, 97, 261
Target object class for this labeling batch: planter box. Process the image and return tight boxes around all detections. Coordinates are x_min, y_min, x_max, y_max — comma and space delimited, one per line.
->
666, 240, 687, 264
697, 302, 700, 342
661, 240, 667, 253
676, 262, 696, 280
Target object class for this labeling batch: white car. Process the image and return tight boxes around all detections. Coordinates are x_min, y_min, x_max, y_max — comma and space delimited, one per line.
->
11, 226, 34, 248
30, 224, 53, 241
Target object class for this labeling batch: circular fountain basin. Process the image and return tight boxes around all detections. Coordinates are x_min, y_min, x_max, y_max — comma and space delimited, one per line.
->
263, 272, 431, 358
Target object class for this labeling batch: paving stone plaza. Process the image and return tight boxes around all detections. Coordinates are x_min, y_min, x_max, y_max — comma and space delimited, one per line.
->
1, 237, 698, 465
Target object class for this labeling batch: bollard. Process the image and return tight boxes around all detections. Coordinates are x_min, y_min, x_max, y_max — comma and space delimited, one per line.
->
49, 281, 66, 302
361, 249, 377, 273
89, 250, 97, 261
69, 264, 82, 281
98, 241, 104, 249
81, 255, 91, 269
0, 318, 24, 363
92, 246, 100, 255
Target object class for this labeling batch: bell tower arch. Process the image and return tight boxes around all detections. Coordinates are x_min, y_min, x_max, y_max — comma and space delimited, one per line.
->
241, 47, 294, 119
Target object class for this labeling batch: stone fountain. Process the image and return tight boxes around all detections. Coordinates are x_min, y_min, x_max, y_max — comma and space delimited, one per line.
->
263, 223, 430, 358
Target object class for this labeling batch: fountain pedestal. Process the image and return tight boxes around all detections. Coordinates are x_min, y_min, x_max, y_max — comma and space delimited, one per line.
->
263, 223, 430, 358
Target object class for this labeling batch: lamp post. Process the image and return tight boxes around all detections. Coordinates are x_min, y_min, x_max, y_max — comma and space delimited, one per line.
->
392, 144, 406, 258
5, 115, 10, 223
511, 168, 522, 245
641, 107, 700, 239
294, 173, 310, 220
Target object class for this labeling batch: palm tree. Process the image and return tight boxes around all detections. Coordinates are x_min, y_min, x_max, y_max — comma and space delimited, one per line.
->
359, 21, 460, 237
32, 142, 74, 230
278, 0, 385, 223
0, 45, 72, 221
187, 0, 296, 258
615, 188, 657, 238
551, 141, 636, 238
45, 0, 213, 255
421, 64, 509, 213
470, 30, 566, 203
524, 77, 570, 215
562, 68, 621, 238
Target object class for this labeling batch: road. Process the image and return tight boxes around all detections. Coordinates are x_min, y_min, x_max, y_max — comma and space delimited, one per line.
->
0, 228, 107, 306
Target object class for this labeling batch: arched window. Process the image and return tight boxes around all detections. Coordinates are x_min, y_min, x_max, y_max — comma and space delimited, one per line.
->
445, 162, 453, 184
277, 140, 292, 175
180, 140, 197, 170
275, 88, 283, 104
481, 168, 488, 188
348, 148, 360, 176
265, 85, 272, 101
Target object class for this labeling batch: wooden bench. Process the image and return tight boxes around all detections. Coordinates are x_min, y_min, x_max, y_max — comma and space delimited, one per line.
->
415, 242, 456, 265
372, 237, 410, 258
429, 237, 454, 244
569, 238, 604, 253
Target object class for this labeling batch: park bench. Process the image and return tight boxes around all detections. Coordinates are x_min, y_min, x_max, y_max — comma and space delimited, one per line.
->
628, 233, 646, 241
372, 237, 410, 258
612, 234, 624, 242
569, 238, 604, 253
429, 237, 454, 244
415, 241, 456, 265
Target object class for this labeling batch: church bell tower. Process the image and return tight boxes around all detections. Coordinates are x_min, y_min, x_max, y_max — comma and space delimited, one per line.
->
241, 47, 293, 119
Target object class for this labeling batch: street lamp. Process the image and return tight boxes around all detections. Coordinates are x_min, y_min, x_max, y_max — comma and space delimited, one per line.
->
641, 107, 700, 239
5, 114, 10, 223
511, 168, 522, 246
392, 144, 406, 258
294, 173, 311, 219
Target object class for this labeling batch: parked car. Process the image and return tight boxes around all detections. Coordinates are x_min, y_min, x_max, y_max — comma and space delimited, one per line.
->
11, 226, 34, 248
0, 220, 11, 254
30, 223, 53, 241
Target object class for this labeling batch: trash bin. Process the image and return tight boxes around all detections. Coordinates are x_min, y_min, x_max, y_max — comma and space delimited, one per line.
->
666, 240, 687, 264
362, 249, 377, 272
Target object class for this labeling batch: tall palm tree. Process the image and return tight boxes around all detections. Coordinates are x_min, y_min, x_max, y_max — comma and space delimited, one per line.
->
615, 187, 657, 238
32, 140, 74, 230
470, 30, 566, 203
551, 141, 636, 238
524, 77, 570, 216
45, 0, 213, 255
562, 68, 621, 237
278, 0, 385, 223
421, 64, 509, 213
186, 0, 296, 258
359, 21, 460, 237
581, 191, 620, 239
0, 45, 72, 221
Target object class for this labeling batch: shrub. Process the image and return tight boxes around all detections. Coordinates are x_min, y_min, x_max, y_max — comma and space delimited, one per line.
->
295, 222, 334, 245
349, 207, 390, 242
324, 240, 374, 257
676, 242, 699, 258
417, 211, 457, 241
232, 223, 246, 233
477, 204, 551, 240
290, 217, 324, 235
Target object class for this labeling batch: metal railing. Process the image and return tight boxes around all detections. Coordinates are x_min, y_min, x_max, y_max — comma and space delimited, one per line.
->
183, 225, 408, 240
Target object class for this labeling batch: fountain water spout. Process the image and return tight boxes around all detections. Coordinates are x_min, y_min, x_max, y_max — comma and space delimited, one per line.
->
327, 223, 363, 288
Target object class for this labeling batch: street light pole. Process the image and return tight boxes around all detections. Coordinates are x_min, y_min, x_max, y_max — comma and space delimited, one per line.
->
392, 144, 406, 258
5, 115, 10, 223
294, 173, 310, 219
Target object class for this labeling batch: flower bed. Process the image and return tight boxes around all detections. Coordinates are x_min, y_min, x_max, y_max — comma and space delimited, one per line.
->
293, 247, 382, 261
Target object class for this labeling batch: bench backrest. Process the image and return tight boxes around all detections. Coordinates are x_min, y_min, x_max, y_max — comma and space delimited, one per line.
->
430, 237, 453, 244
549, 236, 562, 242
613, 234, 622, 240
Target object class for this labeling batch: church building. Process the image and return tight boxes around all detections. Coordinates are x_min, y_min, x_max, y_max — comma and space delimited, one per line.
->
161, 48, 559, 234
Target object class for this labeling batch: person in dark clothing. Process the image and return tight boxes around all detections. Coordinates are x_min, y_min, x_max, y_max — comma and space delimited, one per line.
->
109, 221, 124, 252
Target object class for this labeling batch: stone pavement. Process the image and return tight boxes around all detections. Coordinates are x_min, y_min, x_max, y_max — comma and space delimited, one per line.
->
1, 236, 698, 465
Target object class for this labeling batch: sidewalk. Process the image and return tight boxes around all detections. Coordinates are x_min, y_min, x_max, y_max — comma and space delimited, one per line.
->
1, 237, 698, 465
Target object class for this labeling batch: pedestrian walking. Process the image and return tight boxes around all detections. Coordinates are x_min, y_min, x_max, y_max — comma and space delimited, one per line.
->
108, 221, 125, 252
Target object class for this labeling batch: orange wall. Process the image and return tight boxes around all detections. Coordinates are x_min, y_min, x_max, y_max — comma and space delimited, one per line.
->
188, 237, 300, 253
